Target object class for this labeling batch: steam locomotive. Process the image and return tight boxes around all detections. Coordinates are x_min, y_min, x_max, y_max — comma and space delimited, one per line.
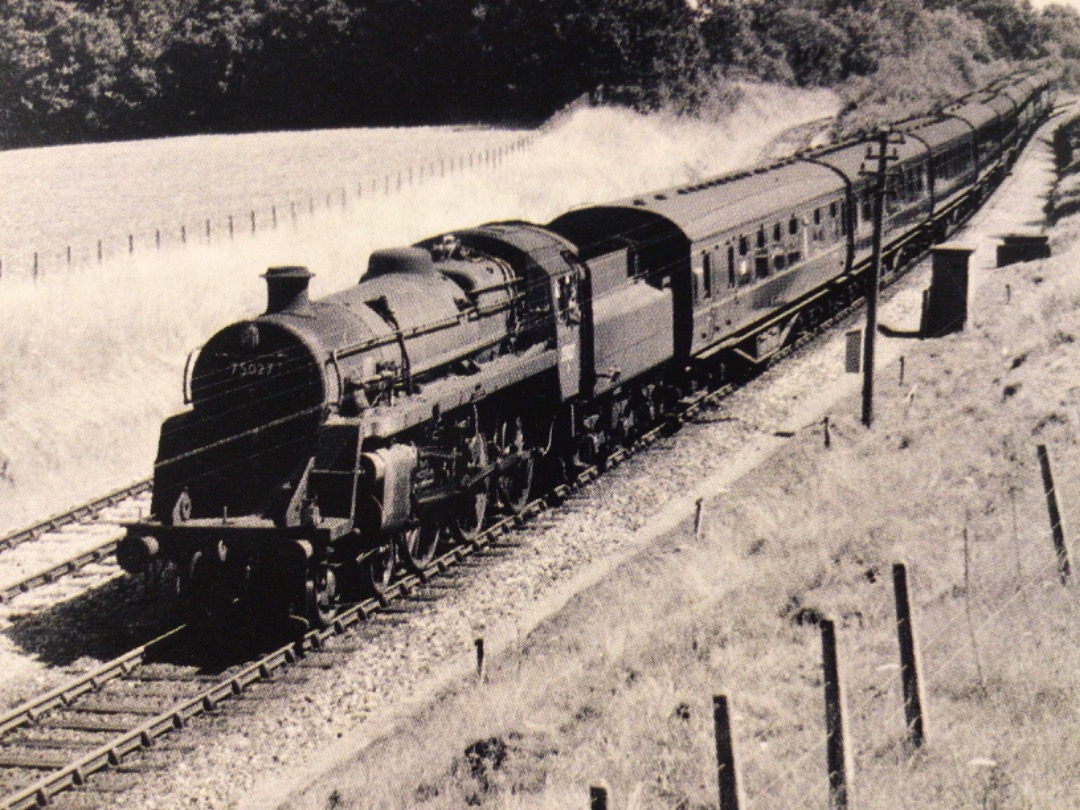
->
119, 72, 1053, 627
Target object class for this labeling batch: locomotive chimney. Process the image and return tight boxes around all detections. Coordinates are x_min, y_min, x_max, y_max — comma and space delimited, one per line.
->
262, 266, 313, 314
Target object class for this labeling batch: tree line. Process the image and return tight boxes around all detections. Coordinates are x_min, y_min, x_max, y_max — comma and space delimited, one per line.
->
0, 0, 1077, 149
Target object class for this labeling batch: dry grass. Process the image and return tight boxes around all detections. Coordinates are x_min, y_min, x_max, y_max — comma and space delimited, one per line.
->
279, 163, 1080, 808
0, 83, 838, 533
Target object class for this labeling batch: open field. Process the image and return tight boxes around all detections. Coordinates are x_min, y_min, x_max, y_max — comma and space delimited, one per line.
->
270, 119, 1080, 808
0, 83, 839, 534
0, 124, 528, 277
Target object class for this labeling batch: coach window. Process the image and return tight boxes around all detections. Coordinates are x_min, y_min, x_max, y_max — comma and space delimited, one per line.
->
755, 255, 769, 279
814, 208, 821, 225
727, 244, 736, 287
756, 226, 766, 249
702, 253, 712, 299
789, 216, 799, 236
773, 222, 782, 242
739, 235, 749, 256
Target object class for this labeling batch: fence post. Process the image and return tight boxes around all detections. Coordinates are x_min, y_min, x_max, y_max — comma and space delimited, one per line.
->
98, 239, 104, 262
694, 498, 705, 538
272, 205, 278, 229
206, 219, 211, 242
128, 234, 134, 254
821, 619, 850, 809
892, 562, 926, 750
66, 245, 72, 266
33, 251, 38, 279
1037, 444, 1072, 584
156, 229, 161, 250
714, 695, 743, 810
229, 215, 234, 239
251, 210, 257, 233
475, 637, 485, 683
589, 786, 608, 810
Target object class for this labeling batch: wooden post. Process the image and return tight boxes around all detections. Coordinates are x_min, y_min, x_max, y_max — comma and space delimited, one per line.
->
155, 229, 161, 250
892, 562, 926, 750
32, 252, 38, 279
1037, 444, 1072, 584
475, 637, 485, 682
824, 416, 831, 449
589, 785, 608, 810
66, 245, 71, 266
98, 239, 104, 261
228, 215, 234, 239
272, 205, 278, 229
694, 498, 705, 538
821, 619, 850, 809
861, 129, 900, 428
899, 356, 906, 386
206, 219, 211, 242
128, 234, 134, 253
251, 210, 257, 232
714, 695, 743, 810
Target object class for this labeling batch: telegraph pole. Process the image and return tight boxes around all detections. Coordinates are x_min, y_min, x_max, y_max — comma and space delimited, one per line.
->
860, 129, 902, 427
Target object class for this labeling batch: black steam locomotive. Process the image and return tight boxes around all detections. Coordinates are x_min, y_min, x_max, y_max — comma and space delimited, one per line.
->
119, 73, 1053, 626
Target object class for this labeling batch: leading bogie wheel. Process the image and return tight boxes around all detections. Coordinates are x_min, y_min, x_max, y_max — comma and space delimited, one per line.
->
305, 565, 337, 628
358, 539, 396, 595
398, 520, 444, 573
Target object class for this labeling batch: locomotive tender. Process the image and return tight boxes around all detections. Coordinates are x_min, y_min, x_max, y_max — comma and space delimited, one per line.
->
120, 73, 1053, 626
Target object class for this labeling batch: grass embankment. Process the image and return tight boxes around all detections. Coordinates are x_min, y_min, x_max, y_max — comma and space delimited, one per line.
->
280, 141, 1080, 807
0, 83, 837, 534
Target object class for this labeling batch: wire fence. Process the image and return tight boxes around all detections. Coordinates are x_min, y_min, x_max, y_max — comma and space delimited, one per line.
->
0, 136, 534, 281
0, 94, 592, 283
564, 423, 1080, 810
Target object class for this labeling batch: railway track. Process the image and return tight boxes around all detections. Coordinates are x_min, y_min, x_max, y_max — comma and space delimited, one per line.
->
0, 483, 151, 610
